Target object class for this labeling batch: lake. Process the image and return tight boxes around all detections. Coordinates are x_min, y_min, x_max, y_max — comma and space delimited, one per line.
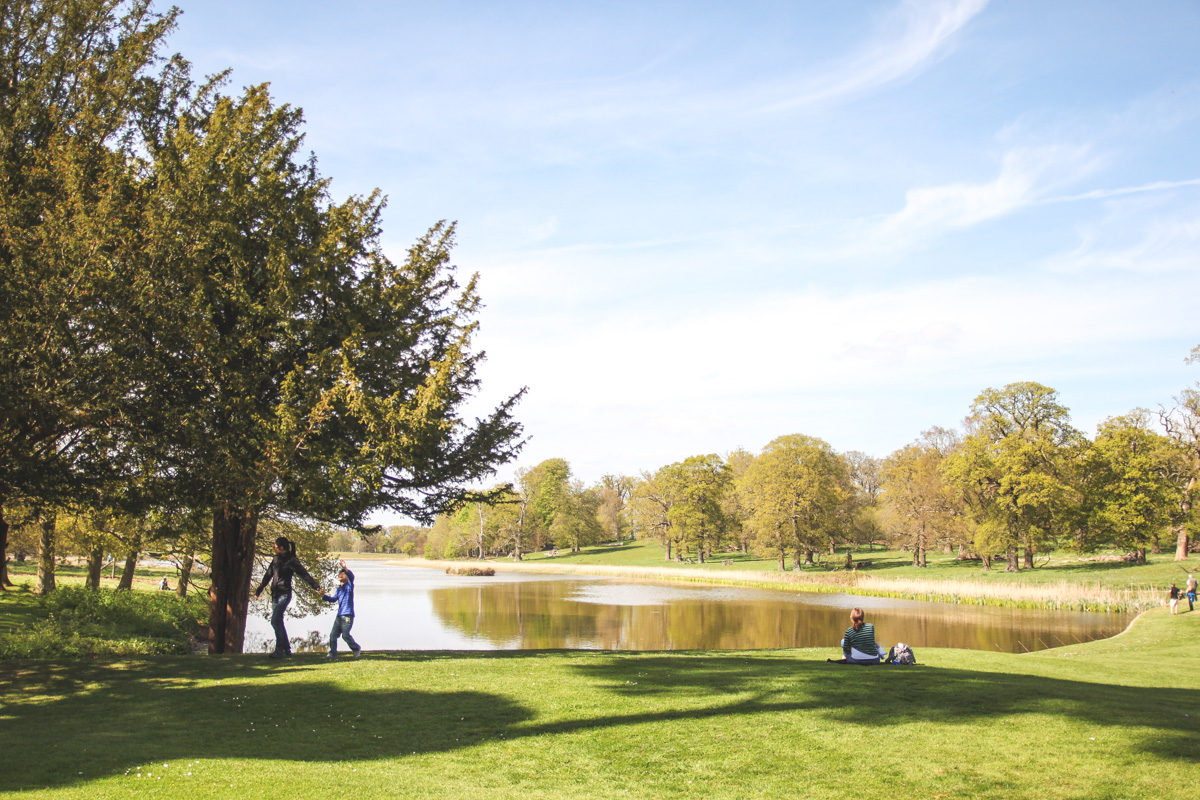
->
244, 561, 1131, 655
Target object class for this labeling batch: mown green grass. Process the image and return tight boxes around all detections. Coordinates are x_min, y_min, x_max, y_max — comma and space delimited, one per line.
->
518, 538, 1193, 592
1, 608, 1196, 799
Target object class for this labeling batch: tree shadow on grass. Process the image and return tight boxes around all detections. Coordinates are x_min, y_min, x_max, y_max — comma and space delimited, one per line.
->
1, 650, 1197, 791
0, 654, 536, 792
564, 651, 1200, 761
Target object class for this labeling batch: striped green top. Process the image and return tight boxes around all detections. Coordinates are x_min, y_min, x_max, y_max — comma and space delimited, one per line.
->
843, 623, 880, 657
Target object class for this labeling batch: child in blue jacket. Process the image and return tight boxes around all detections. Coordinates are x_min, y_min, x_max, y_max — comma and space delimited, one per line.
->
322, 559, 362, 659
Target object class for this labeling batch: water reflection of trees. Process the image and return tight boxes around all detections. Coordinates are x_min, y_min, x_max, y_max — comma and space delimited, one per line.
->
429, 581, 1129, 653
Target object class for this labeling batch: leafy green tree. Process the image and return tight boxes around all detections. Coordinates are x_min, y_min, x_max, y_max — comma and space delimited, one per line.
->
628, 470, 678, 560
882, 429, 968, 567
721, 448, 755, 554
659, 455, 731, 563
1159, 345, 1200, 560
518, 459, 572, 553
550, 482, 604, 554
121, 84, 523, 652
595, 474, 633, 542
943, 382, 1083, 572
0, 0, 181, 589
738, 434, 851, 571
1083, 411, 1182, 562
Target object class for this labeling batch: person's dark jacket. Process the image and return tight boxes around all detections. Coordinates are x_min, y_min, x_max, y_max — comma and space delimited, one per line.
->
257, 552, 320, 598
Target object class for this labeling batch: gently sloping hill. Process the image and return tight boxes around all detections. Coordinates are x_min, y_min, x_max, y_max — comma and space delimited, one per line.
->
0, 612, 1196, 800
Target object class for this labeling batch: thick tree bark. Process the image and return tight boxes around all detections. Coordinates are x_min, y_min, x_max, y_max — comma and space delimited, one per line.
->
1177, 526, 1190, 561
209, 505, 259, 654
0, 503, 10, 588
804, 550, 815, 565
1023, 541, 1034, 570
86, 545, 104, 589
117, 543, 140, 590
663, 538, 672, 561
176, 550, 194, 598
36, 509, 56, 595
957, 544, 967, 560
828, 537, 836, 556
981, 554, 991, 570
1136, 546, 1147, 564
1151, 533, 1162, 555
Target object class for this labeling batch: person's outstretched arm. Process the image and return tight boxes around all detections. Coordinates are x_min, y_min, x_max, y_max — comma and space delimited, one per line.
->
255, 561, 275, 598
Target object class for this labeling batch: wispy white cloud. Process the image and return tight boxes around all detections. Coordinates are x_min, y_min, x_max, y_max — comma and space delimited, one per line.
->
1051, 203, 1200, 274
760, 0, 989, 111
1043, 178, 1200, 204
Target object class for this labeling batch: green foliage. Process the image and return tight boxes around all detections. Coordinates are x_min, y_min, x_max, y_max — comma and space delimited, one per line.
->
1082, 411, 1181, 558
943, 382, 1083, 569
0, 585, 205, 658
737, 434, 852, 569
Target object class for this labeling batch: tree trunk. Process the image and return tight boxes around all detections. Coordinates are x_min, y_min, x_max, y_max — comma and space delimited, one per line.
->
778, 549, 785, 571
943, 543, 952, 554
664, 538, 672, 561
117, 542, 140, 590
176, 550, 194, 598
1151, 533, 1162, 555
981, 554, 991, 570
845, 550, 853, 570
208, 505, 259, 654
828, 537, 836, 556
1005, 545, 1019, 572
919, 545, 927, 568
36, 509, 56, 595
1176, 526, 1190, 561
86, 546, 104, 589
1136, 546, 1147, 564
0, 502, 10, 588
957, 544, 966, 560
1023, 541, 1034, 570
804, 550, 814, 565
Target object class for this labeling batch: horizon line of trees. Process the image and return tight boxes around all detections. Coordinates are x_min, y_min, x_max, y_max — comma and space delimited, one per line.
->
426, 351, 1200, 572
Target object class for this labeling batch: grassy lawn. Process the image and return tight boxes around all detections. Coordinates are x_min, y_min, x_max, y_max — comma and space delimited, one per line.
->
513, 538, 1193, 592
0, 607, 1196, 799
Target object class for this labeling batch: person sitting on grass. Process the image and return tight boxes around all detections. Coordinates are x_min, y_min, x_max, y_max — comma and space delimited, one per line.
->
322, 558, 362, 660
827, 607, 883, 664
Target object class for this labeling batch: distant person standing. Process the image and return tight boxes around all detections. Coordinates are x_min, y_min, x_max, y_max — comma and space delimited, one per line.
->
322, 558, 362, 660
1186, 574, 1197, 612
1169, 582, 1181, 615
255, 536, 322, 658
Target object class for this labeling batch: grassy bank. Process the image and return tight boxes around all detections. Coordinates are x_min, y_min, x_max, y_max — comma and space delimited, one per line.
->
0, 608, 1196, 799
411, 540, 1184, 613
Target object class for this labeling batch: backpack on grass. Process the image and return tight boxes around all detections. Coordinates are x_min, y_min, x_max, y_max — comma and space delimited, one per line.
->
888, 643, 916, 665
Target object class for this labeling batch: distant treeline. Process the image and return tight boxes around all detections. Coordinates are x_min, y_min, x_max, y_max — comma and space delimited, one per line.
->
425, 366, 1200, 572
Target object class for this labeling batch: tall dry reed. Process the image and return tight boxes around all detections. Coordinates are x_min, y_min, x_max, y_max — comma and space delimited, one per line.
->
412, 559, 1158, 613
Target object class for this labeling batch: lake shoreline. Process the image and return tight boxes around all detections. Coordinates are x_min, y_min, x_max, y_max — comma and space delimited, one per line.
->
401, 557, 1157, 614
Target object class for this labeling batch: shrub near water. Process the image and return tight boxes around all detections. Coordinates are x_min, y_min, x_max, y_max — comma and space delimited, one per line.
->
0, 586, 207, 659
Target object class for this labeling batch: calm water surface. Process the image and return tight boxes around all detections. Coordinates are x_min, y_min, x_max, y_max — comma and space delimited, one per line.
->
244, 561, 1131, 655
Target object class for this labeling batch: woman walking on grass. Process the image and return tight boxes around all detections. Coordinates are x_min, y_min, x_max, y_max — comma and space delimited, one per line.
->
254, 536, 322, 658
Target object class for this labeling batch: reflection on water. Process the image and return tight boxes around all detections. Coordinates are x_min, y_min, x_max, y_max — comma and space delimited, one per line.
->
244, 561, 1130, 654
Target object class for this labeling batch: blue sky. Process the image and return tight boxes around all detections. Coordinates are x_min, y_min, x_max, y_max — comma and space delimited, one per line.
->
169, 0, 1200, 518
